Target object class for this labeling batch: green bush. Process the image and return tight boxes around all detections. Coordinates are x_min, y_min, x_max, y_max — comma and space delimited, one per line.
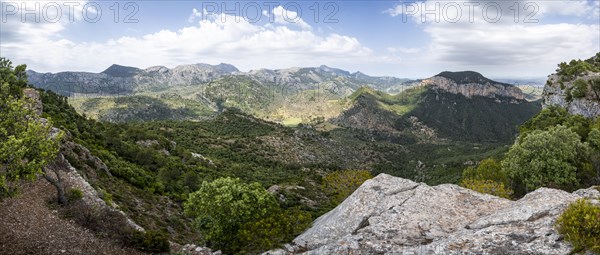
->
571, 79, 589, 98
460, 179, 513, 199
67, 188, 84, 201
184, 177, 280, 253
503, 125, 585, 192
130, 230, 171, 253
321, 170, 373, 205
566, 88, 574, 102
590, 78, 600, 99
461, 159, 508, 185
588, 129, 600, 151
238, 207, 312, 253
556, 199, 600, 253
556, 53, 600, 81
460, 159, 513, 198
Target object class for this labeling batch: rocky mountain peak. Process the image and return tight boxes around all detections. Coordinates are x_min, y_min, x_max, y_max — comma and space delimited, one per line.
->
435, 71, 505, 85
318, 65, 351, 76
423, 71, 525, 100
266, 173, 599, 255
101, 64, 141, 77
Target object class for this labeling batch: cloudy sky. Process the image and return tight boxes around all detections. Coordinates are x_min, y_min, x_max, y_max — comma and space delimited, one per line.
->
1, 0, 598, 79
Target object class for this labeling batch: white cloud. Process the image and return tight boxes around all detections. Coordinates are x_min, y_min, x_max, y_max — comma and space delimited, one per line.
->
384, 0, 600, 77
188, 8, 202, 23
2, 10, 371, 73
387, 47, 421, 54
271, 6, 312, 30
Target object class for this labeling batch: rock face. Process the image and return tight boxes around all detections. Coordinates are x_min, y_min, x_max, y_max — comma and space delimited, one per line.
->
23, 88, 43, 115
266, 174, 599, 255
542, 72, 600, 118
422, 72, 526, 100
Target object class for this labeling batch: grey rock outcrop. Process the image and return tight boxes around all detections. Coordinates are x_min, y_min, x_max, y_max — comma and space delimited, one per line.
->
542, 72, 600, 118
23, 88, 43, 115
266, 174, 599, 255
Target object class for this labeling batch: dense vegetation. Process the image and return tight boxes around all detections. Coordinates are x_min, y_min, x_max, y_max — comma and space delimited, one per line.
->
403, 89, 541, 142
460, 159, 512, 199
555, 52, 600, 81
460, 106, 600, 198
184, 177, 311, 254
0, 58, 62, 199
68, 94, 215, 123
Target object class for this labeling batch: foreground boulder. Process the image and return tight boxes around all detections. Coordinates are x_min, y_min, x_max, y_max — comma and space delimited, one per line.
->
266, 174, 599, 254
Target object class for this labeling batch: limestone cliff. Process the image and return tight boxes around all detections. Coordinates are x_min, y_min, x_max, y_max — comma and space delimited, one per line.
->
542, 53, 600, 118
421, 71, 526, 100
542, 72, 600, 118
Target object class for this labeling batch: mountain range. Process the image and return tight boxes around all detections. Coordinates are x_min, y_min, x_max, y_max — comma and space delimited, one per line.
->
28, 64, 542, 144
27, 63, 413, 96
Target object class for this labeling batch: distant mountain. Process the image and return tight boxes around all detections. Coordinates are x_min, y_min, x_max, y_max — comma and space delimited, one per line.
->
333, 72, 541, 143
28, 63, 416, 123
101, 64, 141, 77
424, 71, 526, 99
435, 71, 509, 85
27, 63, 241, 96
28, 63, 412, 97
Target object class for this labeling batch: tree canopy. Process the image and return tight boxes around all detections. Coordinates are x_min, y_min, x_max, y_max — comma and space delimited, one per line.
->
502, 125, 586, 192
0, 57, 62, 198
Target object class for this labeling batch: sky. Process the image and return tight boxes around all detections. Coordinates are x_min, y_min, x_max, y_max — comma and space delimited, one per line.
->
0, 0, 599, 79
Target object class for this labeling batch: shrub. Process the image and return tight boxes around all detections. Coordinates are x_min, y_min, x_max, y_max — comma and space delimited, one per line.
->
571, 79, 589, 98
460, 179, 513, 199
130, 230, 171, 253
238, 207, 312, 253
67, 188, 84, 202
321, 170, 373, 205
566, 88, 573, 102
588, 128, 600, 150
461, 159, 508, 185
184, 177, 279, 253
555, 199, 600, 253
460, 159, 513, 199
502, 125, 585, 192
590, 78, 600, 99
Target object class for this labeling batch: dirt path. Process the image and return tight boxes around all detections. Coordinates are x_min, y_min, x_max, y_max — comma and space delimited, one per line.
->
0, 180, 145, 255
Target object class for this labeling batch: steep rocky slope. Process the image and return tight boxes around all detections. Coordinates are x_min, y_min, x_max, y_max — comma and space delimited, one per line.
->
333, 72, 541, 143
543, 73, 600, 118
424, 71, 526, 99
267, 174, 599, 255
0, 180, 145, 255
542, 53, 600, 118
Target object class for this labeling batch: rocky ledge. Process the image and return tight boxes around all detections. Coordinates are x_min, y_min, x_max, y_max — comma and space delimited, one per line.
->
266, 174, 599, 255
